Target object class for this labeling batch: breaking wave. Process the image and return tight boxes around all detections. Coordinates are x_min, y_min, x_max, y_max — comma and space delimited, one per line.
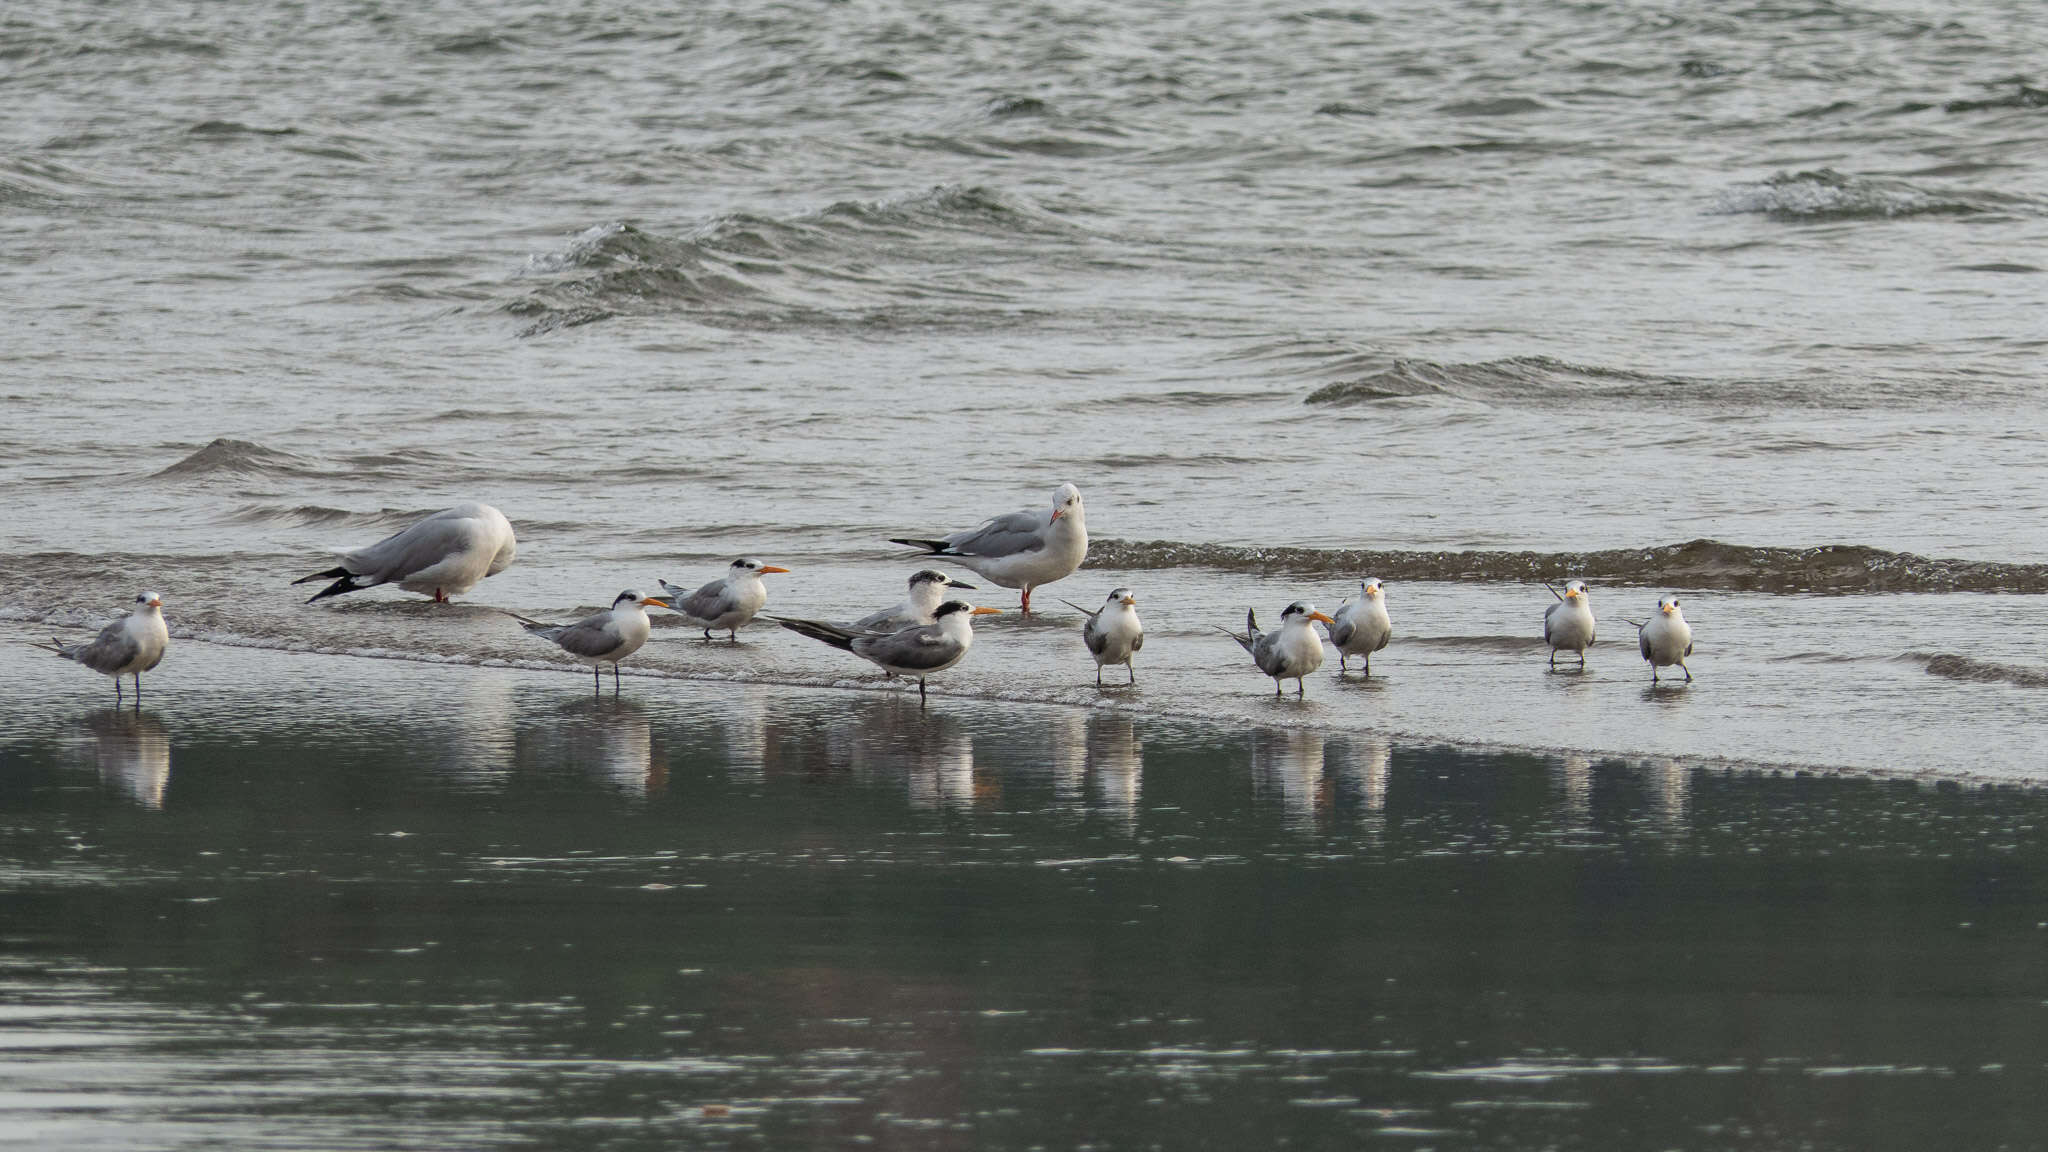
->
152, 438, 314, 478
1908, 653, 2048, 689
1086, 538, 2048, 595
1710, 169, 2039, 222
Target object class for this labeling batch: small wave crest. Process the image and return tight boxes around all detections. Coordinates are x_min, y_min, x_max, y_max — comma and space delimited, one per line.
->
1907, 653, 2048, 689
153, 438, 313, 479
507, 186, 1080, 334
1303, 355, 1673, 406
1710, 169, 2035, 222
1086, 538, 2048, 596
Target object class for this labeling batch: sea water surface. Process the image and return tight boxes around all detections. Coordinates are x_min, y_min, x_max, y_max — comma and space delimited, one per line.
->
5, 0, 2048, 1145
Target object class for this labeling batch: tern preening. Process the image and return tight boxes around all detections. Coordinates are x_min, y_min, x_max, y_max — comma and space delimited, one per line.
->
1634, 595, 1694, 682
658, 558, 789, 641
1220, 602, 1334, 697
1329, 578, 1391, 676
890, 483, 1087, 614
35, 591, 169, 708
1060, 587, 1143, 686
1543, 580, 1596, 668
775, 600, 1002, 703
513, 589, 672, 693
294, 502, 516, 604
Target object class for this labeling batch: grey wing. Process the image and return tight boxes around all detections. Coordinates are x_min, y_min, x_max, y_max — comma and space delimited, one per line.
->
548, 611, 625, 659
945, 510, 1047, 559
678, 580, 735, 622
850, 603, 910, 632
1082, 617, 1110, 658
855, 626, 962, 672
1131, 631, 1144, 653
67, 622, 142, 674
345, 513, 478, 580
1640, 629, 1653, 660
1543, 601, 1561, 643
1327, 613, 1355, 649
1684, 639, 1694, 657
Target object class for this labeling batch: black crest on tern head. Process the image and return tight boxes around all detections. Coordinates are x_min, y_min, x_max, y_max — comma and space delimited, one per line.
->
612, 589, 644, 606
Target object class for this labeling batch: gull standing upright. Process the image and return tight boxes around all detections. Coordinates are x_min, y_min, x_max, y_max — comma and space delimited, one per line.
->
1220, 602, 1335, 697
775, 600, 1002, 703
35, 591, 170, 708
512, 589, 672, 694
658, 558, 789, 641
1329, 578, 1392, 676
293, 502, 516, 603
890, 483, 1087, 614
1635, 595, 1694, 682
1059, 587, 1143, 686
1543, 580, 1597, 668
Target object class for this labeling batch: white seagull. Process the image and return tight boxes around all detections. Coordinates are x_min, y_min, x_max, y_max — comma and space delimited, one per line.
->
658, 558, 790, 641
1634, 595, 1694, 682
1060, 587, 1143, 686
890, 483, 1087, 614
36, 591, 170, 707
1220, 601, 1335, 697
776, 600, 1002, 702
1329, 578, 1392, 676
1543, 580, 1597, 668
513, 589, 672, 693
294, 502, 516, 604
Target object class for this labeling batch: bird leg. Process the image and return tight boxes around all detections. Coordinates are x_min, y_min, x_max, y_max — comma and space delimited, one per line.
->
114, 678, 123, 705
1096, 666, 1103, 686
434, 588, 447, 603
700, 629, 714, 642
1126, 663, 1136, 685
1548, 649, 1557, 668
613, 664, 622, 696
1363, 655, 1372, 679
592, 666, 602, 694
1296, 678, 1307, 697
1683, 666, 1693, 683
918, 677, 928, 705
133, 674, 143, 708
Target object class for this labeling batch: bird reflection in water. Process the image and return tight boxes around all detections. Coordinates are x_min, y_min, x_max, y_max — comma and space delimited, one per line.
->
1252, 727, 1327, 832
520, 697, 663, 799
83, 709, 171, 809
829, 695, 982, 812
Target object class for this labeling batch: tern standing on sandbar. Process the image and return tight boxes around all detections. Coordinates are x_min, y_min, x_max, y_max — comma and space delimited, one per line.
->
1062, 587, 1143, 686
890, 483, 1087, 614
36, 591, 170, 708
293, 502, 516, 604
658, 558, 789, 641
775, 600, 1002, 702
1329, 578, 1391, 677
1222, 602, 1334, 697
513, 589, 672, 694
1543, 580, 1597, 668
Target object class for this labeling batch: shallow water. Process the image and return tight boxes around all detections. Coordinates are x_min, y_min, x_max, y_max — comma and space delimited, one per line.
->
5, 645, 2048, 1150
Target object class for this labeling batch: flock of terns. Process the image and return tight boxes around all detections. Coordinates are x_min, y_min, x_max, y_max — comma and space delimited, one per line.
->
35, 485, 1698, 708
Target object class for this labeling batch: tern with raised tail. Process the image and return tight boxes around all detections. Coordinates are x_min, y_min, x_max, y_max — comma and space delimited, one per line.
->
1634, 595, 1694, 682
1543, 580, 1597, 668
1329, 578, 1391, 676
775, 600, 1002, 703
1060, 587, 1143, 686
1220, 602, 1334, 697
512, 589, 672, 694
658, 558, 789, 641
293, 502, 516, 604
890, 483, 1087, 614
36, 591, 170, 708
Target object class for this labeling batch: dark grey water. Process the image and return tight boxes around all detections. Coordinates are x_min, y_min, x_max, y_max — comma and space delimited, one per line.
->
5, 644, 2048, 1150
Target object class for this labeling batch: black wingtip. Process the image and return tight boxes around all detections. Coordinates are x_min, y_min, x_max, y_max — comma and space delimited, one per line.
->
303, 575, 363, 604
292, 565, 350, 587
889, 537, 952, 555
776, 617, 859, 653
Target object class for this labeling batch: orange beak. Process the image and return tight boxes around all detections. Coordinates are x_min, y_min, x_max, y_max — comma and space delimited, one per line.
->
1565, 589, 1580, 599
759, 565, 790, 574
1309, 612, 1335, 625
971, 606, 1003, 616
1660, 604, 1675, 614
641, 596, 673, 608
148, 596, 162, 607
1121, 596, 1137, 606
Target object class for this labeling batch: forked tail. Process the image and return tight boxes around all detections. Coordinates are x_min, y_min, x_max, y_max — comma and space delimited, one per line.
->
293, 566, 369, 604
888, 537, 953, 555
769, 616, 861, 653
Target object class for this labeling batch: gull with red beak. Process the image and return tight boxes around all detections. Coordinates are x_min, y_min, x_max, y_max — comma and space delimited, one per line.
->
890, 483, 1087, 614
1220, 601, 1335, 697
1543, 580, 1597, 668
512, 589, 672, 694
36, 591, 170, 708
658, 558, 790, 641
